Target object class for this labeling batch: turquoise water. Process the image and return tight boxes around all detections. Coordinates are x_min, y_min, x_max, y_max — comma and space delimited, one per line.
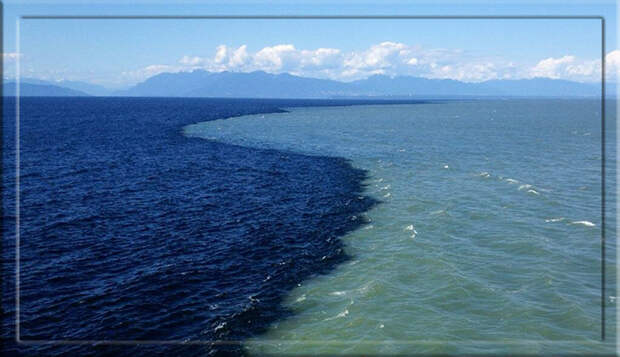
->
184, 99, 616, 354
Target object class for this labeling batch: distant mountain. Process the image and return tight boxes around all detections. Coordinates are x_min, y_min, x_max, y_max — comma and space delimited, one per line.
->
3, 82, 90, 97
4, 72, 612, 98
118, 70, 604, 98
114, 70, 349, 98
20, 78, 112, 96
476, 78, 604, 97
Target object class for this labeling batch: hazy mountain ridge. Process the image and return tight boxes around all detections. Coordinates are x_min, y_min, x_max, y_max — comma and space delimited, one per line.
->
3, 71, 613, 98
3, 82, 91, 97
16, 78, 112, 96
118, 70, 607, 98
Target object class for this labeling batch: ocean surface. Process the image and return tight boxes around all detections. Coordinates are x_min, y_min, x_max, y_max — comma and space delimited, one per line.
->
187, 99, 617, 355
0, 96, 414, 356
2, 97, 617, 355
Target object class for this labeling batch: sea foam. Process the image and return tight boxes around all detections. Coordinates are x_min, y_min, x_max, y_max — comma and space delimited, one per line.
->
571, 220, 596, 227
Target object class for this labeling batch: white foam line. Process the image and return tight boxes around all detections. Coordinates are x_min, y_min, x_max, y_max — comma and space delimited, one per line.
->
324, 308, 349, 321
571, 221, 596, 227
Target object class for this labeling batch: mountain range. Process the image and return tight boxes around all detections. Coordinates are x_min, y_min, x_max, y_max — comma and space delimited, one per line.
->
3, 71, 612, 98
3, 82, 91, 97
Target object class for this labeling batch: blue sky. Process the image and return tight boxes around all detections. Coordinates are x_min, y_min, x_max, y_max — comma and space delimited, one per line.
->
3, 1, 618, 88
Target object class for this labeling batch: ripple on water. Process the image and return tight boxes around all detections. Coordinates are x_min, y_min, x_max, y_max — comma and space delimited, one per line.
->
186, 101, 611, 355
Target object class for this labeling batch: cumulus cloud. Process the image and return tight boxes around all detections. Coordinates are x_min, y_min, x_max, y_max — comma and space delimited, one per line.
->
344, 42, 407, 70
530, 55, 577, 79
2, 53, 23, 78
528, 51, 620, 82
124, 43, 619, 84
171, 42, 464, 81
605, 50, 620, 80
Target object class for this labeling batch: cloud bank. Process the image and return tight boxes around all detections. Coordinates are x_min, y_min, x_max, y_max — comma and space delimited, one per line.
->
114, 44, 620, 84
529, 51, 619, 82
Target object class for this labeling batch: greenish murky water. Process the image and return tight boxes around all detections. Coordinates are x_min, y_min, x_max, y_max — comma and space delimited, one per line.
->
185, 99, 616, 355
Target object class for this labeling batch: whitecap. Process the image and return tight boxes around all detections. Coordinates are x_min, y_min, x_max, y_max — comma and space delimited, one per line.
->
330, 291, 347, 296
383, 192, 391, 198
295, 294, 306, 303
518, 184, 532, 191
545, 217, 564, 223
505, 178, 519, 184
405, 224, 418, 238
339, 309, 349, 317
527, 189, 539, 195
478, 171, 490, 178
572, 220, 596, 227
363, 224, 374, 230
443, 165, 449, 169
324, 308, 349, 321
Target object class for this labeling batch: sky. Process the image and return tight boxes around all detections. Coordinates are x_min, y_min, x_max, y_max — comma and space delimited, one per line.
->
2, 1, 618, 89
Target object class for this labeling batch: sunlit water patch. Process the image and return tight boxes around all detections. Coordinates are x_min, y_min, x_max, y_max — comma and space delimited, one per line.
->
184, 99, 616, 355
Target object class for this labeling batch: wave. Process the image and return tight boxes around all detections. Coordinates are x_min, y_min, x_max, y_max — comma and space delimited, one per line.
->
571, 220, 596, 227
405, 224, 418, 238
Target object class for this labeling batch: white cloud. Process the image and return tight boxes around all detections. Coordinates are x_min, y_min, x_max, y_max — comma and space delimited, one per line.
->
528, 51, 620, 82
178, 55, 205, 66
299, 48, 341, 68
425, 61, 509, 82
253, 44, 297, 71
605, 49, 620, 81
214, 45, 228, 64
2, 53, 23, 78
121, 64, 182, 82
129, 42, 495, 82
344, 41, 408, 70
229, 45, 249, 67
530, 55, 577, 79
124, 44, 620, 85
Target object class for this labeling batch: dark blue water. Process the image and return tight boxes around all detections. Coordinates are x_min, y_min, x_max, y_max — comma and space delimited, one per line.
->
1, 97, 431, 356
